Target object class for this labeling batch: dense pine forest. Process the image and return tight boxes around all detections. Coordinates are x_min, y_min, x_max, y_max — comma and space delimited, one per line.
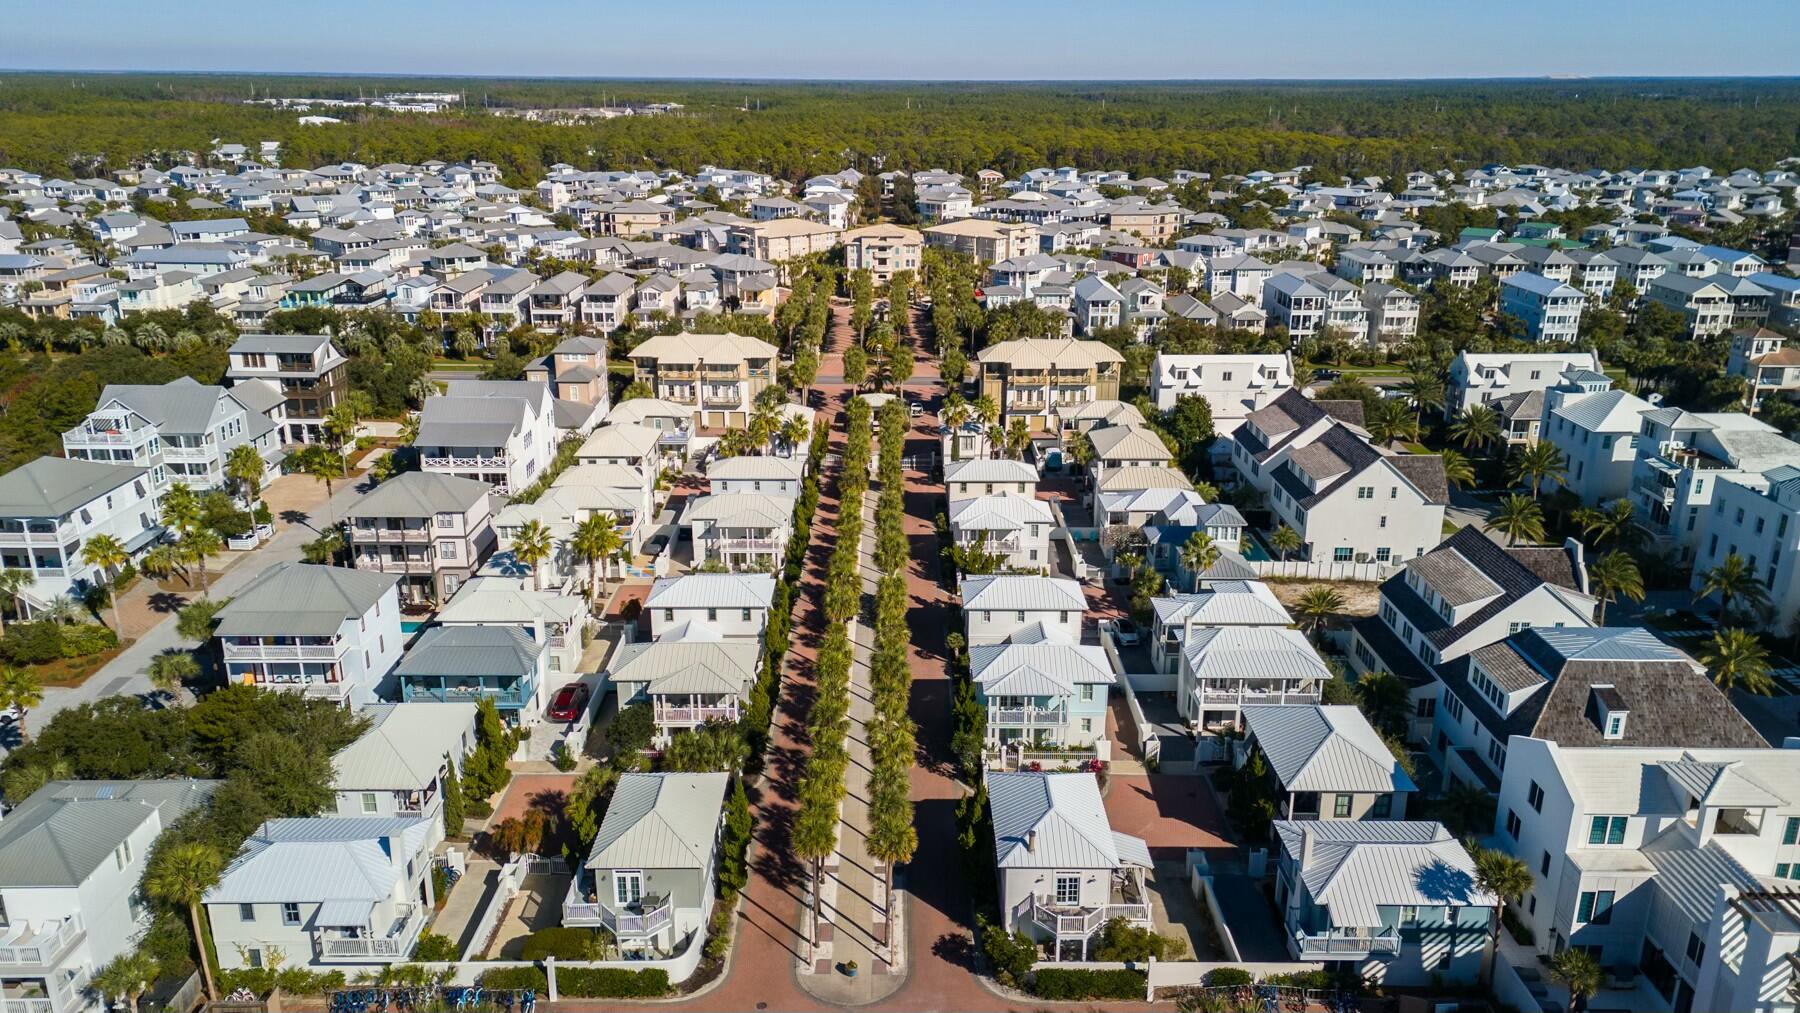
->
3, 75, 1799, 185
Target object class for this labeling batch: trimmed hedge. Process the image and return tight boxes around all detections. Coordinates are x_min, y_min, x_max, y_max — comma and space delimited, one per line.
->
1029, 968, 1146, 1001
478, 968, 548, 991
1203, 967, 1253, 987
478, 965, 669, 998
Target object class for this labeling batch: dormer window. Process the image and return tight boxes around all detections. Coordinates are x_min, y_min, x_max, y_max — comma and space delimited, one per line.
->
1588, 684, 1628, 740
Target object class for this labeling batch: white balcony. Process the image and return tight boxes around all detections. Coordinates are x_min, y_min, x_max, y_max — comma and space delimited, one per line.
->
315, 903, 426, 961
989, 705, 1066, 726
161, 444, 218, 463
423, 454, 508, 471
561, 879, 672, 937
655, 704, 741, 725
1018, 895, 1151, 938
222, 640, 341, 661
0, 917, 84, 968
1292, 927, 1402, 959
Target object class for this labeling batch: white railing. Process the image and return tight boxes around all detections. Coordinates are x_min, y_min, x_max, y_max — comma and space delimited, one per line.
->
0, 916, 83, 967
2, 998, 52, 1013
599, 898, 673, 937
63, 427, 150, 446
990, 705, 1065, 725
657, 705, 740, 724
161, 445, 217, 463
317, 904, 424, 959
355, 527, 430, 543
223, 641, 341, 661
1023, 896, 1151, 937
563, 877, 604, 926
708, 536, 783, 551
1292, 927, 1402, 958
355, 554, 430, 572
424, 454, 508, 470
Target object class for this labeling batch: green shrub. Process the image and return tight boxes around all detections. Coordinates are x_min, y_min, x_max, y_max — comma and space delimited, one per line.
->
1262, 969, 1337, 989
1091, 916, 1186, 961
978, 914, 1036, 987
219, 966, 348, 998
411, 931, 457, 962
556, 967, 670, 998
1203, 967, 1253, 987
518, 926, 595, 961
478, 967, 548, 991
59, 622, 119, 658
0, 621, 63, 664
1029, 968, 1146, 1001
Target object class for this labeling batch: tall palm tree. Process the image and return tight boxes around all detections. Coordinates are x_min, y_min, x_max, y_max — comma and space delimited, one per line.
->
148, 650, 200, 702
224, 443, 266, 511
1439, 449, 1476, 491
0, 667, 44, 744
1268, 524, 1303, 561
1574, 498, 1639, 550
512, 519, 554, 591
1179, 531, 1221, 591
1472, 846, 1534, 985
1366, 398, 1418, 446
1700, 628, 1775, 696
180, 528, 224, 595
941, 402, 973, 461
80, 534, 129, 630
1549, 948, 1604, 1013
1486, 494, 1546, 546
971, 395, 1000, 432
1507, 441, 1566, 496
1402, 370, 1446, 426
1697, 552, 1770, 622
1295, 587, 1346, 641
0, 569, 31, 637
1587, 551, 1644, 624
1352, 670, 1409, 737
160, 483, 201, 536
1449, 405, 1501, 454
289, 444, 345, 500
780, 414, 811, 457
143, 842, 223, 1000
571, 513, 624, 609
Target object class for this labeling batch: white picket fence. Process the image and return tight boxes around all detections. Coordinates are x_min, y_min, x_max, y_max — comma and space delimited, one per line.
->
1248, 558, 1399, 582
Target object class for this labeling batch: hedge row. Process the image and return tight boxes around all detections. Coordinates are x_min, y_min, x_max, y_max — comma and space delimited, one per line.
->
477, 966, 670, 998
1029, 968, 1147, 1001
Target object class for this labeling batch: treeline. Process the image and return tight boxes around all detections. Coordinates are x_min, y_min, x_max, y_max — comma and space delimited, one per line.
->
5, 75, 1800, 186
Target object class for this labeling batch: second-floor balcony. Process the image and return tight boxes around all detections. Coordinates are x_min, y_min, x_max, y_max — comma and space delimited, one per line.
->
160, 444, 217, 463
403, 676, 536, 710
1292, 926, 1402, 959
989, 703, 1067, 726
222, 638, 341, 662
561, 878, 673, 937
701, 388, 743, 406
423, 453, 508, 471
352, 524, 432, 543
0, 916, 85, 969
355, 552, 434, 573
655, 701, 741, 726
1014, 892, 1150, 939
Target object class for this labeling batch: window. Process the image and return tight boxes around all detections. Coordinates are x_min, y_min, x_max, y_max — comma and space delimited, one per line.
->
1509, 621, 1532, 635
1371, 794, 1391, 818
1333, 794, 1352, 818
1505, 809, 1522, 839
114, 840, 132, 869
1588, 815, 1627, 845
1541, 851, 1552, 876
1415, 697, 1436, 718
281, 902, 301, 926
1357, 486, 1374, 499
360, 791, 379, 814
663, 610, 674, 622
741, 608, 752, 622
1376, 547, 1391, 562
1527, 781, 1544, 812
438, 541, 457, 560
1785, 817, 1799, 845
614, 871, 643, 906
246, 948, 263, 969
1576, 890, 1615, 925
1333, 547, 1353, 562
1686, 932, 1706, 966
1054, 873, 1081, 906
239, 904, 256, 922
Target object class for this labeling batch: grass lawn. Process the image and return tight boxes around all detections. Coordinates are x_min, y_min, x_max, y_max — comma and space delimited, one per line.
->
430, 357, 487, 372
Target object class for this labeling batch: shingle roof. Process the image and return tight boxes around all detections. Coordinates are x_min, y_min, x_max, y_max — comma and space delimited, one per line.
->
216, 562, 398, 637
585, 773, 728, 871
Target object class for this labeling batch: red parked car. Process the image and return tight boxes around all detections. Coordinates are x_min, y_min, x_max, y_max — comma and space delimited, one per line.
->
547, 683, 590, 722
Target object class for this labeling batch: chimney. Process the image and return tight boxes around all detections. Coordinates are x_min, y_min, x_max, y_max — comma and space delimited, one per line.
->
1564, 537, 1589, 595
1026, 829, 1037, 854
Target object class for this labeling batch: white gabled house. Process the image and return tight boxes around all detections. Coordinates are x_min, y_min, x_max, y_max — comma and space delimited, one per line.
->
960, 574, 1087, 646
330, 702, 477, 844
214, 562, 404, 709
949, 494, 1054, 571
608, 628, 761, 746
644, 573, 777, 640
1240, 704, 1418, 823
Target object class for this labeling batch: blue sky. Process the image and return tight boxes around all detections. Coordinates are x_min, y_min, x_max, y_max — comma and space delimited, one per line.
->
7, 0, 1800, 80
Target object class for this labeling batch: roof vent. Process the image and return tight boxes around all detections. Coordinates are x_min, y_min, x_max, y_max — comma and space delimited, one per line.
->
1026, 830, 1037, 854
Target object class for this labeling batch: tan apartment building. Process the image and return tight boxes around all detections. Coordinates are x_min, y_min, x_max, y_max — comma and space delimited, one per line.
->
1108, 203, 1183, 244
976, 338, 1124, 432
628, 331, 780, 429
924, 219, 1038, 263
843, 224, 923, 285
727, 219, 843, 267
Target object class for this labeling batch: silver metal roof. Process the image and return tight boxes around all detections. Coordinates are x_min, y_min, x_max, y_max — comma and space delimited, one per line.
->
0, 457, 148, 518
987, 771, 1145, 870
0, 780, 219, 888
1242, 704, 1417, 795
216, 562, 399, 637
586, 772, 728, 871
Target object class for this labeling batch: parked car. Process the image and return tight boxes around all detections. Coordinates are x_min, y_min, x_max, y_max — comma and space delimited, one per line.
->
1312, 367, 1342, 381
645, 534, 669, 555
547, 682, 590, 722
909, 401, 925, 418
1112, 618, 1140, 646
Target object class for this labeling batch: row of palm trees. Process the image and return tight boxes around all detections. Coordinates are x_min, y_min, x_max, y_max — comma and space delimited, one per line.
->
714, 399, 812, 460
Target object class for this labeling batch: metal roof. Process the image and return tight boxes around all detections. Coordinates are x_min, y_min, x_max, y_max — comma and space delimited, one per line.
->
949, 493, 1054, 532
987, 772, 1145, 870
1242, 704, 1417, 795
645, 573, 776, 610
585, 773, 728, 871
206, 817, 432, 905
0, 780, 219, 888
607, 640, 760, 696
395, 625, 541, 678
971, 641, 1116, 698
1273, 820, 1493, 927
943, 458, 1038, 485
683, 492, 794, 528
706, 455, 805, 482
961, 575, 1086, 613
215, 562, 398, 637
0, 457, 148, 518
343, 471, 492, 519
1152, 582, 1293, 627
332, 703, 477, 791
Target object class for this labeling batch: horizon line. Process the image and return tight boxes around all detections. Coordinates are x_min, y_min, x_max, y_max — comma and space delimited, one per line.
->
4, 69, 1800, 85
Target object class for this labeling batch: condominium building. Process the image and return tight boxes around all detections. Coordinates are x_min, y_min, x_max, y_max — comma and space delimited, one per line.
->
225, 333, 350, 445
628, 331, 780, 430
842, 223, 923, 285
974, 338, 1123, 433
